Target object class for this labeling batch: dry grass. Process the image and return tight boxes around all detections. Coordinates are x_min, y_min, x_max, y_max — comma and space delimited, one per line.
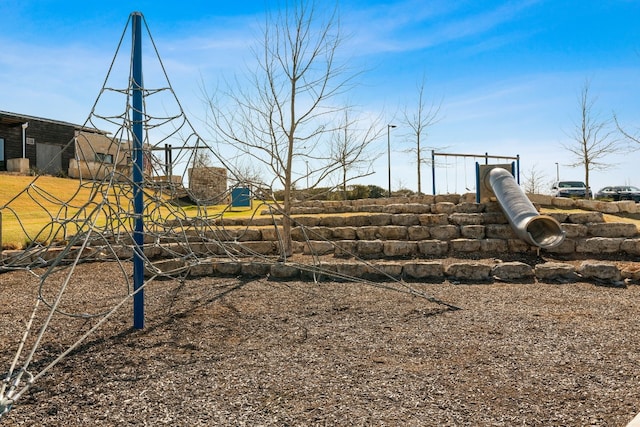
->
0, 175, 264, 249
0, 175, 106, 247
542, 206, 640, 228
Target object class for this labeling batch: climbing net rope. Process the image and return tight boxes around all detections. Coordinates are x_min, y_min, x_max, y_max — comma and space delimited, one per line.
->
0, 13, 458, 419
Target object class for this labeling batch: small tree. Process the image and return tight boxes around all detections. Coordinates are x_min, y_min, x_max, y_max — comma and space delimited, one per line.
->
563, 79, 622, 198
206, 0, 355, 256
228, 161, 265, 197
401, 75, 442, 195
521, 164, 548, 194
330, 108, 383, 200
192, 147, 212, 168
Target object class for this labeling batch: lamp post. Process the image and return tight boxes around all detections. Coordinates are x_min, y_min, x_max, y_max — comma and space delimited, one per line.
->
555, 162, 559, 181
387, 124, 396, 197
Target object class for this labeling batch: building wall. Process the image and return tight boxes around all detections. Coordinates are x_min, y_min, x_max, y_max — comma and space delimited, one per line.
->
68, 131, 133, 181
1, 113, 153, 180
0, 116, 77, 174
0, 122, 24, 161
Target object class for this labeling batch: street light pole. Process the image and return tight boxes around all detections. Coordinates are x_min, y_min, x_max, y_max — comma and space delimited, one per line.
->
555, 162, 559, 181
387, 124, 396, 197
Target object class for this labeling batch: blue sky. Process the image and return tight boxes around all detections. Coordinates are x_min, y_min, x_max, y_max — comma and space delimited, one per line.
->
1, 0, 640, 194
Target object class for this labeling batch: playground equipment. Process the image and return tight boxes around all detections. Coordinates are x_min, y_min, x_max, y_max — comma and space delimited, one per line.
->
482, 165, 564, 249
431, 151, 520, 195
431, 151, 564, 249
0, 11, 458, 421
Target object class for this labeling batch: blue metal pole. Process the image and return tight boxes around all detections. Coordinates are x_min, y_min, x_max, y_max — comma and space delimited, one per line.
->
132, 12, 145, 329
475, 162, 480, 203
431, 150, 436, 195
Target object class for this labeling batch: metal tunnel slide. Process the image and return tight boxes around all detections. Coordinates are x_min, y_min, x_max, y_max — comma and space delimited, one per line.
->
486, 167, 565, 249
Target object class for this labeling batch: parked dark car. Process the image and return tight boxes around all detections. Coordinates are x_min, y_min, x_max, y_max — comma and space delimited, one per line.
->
594, 185, 640, 202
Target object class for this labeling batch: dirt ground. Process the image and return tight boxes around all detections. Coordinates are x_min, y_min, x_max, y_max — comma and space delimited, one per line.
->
1, 261, 640, 426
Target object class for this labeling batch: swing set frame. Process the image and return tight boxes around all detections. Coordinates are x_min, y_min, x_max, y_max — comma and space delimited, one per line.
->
430, 150, 520, 196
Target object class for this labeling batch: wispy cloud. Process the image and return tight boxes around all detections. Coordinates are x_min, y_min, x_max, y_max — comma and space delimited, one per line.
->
342, 0, 542, 55
0, 38, 113, 121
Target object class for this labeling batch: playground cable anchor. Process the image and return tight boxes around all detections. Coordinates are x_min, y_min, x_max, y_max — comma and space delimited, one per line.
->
0, 397, 13, 419
0, 369, 34, 420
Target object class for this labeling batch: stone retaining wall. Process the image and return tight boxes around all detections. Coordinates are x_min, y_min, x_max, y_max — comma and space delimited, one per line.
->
147, 258, 637, 286
5, 194, 638, 285
213, 198, 640, 260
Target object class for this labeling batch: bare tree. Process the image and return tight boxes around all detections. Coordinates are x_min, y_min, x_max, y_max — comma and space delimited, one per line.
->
192, 148, 212, 168
228, 161, 265, 195
206, 0, 355, 256
563, 79, 622, 198
521, 164, 548, 194
614, 113, 640, 145
330, 108, 384, 200
401, 75, 442, 195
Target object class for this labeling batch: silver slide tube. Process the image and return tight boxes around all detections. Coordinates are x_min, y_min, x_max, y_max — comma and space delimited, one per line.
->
486, 167, 565, 249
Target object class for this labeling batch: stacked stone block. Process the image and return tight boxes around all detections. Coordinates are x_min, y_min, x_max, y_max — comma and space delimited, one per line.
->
249, 203, 640, 261
8, 194, 636, 284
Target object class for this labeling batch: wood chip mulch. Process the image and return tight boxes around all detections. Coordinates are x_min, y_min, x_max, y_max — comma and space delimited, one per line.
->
1, 261, 640, 426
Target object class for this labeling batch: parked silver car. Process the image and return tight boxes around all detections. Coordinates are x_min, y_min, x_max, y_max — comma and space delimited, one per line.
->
550, 181, 592, 198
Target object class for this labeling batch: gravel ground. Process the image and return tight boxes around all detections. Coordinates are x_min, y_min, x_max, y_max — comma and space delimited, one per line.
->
1, 261, 640, 426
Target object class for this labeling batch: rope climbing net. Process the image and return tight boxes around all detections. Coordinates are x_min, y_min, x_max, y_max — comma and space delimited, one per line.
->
0, 13, 458, 419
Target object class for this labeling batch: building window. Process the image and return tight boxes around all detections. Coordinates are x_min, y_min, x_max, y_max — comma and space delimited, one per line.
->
95, 153, 114, 164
